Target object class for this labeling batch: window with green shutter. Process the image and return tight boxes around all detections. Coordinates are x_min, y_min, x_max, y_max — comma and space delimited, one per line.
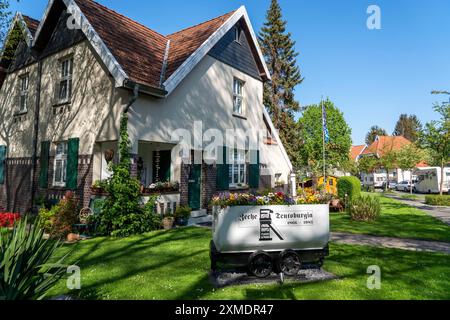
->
39, 141, 50, 188
0, 146, 6, 185
66, 138, 79, 190
216, 146, 230, 190
249, 150, 260, 189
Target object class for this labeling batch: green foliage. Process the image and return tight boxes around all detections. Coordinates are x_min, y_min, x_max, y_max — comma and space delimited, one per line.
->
420, 103, 450, 195
337, 176, 361, 201
0, 217, 67, 300
175, 206, 192, 220
358, 156, 379, 174
425, 195, 450, 206
298, 99, 352, 175
258, 0, 303, 168
38, 205, 59, 234
348, 195, 381, 221
96, 115, 161, 237
393, 114, 422, 142
365, 126, 387, 145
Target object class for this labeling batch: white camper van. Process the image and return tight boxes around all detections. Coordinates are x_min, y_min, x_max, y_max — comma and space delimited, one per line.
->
414, 167, 450, 194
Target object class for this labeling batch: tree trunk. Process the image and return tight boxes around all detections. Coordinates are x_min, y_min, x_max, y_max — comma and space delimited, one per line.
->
409, 172, 413, 195
385, 169, 389, 192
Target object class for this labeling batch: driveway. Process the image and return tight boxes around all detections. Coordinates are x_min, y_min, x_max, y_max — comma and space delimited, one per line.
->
385, 192, 450, 226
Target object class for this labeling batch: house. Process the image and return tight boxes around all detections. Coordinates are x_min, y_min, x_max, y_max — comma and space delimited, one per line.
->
350, 145, 367, 163
359, 135, 415, 187
0, 0, 293, 214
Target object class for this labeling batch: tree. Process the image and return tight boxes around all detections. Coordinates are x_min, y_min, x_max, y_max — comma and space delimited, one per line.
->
358, 156, 379, 176
259, 0, 303, 168
378, 145, 398, 191
397, 144, 427, 194
393, 114, 422, 142
420, 103, 450, 195
365, 126, 387, 145
297, 99, 352, 183
0, 1, 20, 60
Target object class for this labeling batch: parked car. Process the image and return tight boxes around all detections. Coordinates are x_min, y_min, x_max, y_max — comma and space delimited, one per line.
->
396, 181, 414, 192
382, 181, 397, 190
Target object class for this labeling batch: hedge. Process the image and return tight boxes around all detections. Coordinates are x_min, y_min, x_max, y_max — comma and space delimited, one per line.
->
337, 176, 361, 201
425, 195, 450, 206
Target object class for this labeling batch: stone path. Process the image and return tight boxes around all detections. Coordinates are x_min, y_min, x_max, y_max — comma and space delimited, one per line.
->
331, 232, 450, 254
384, 193, 450, 226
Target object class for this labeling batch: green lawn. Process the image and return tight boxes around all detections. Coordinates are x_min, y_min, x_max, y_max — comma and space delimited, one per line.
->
331, 194, 450, 242
48, 227, 450, 300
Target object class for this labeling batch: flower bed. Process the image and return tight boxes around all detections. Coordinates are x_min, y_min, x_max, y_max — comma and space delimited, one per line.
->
0, 212, 21, 228
211, 191, 331, 208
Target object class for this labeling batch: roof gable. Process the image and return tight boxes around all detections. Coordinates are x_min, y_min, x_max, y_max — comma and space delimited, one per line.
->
350, 145, 366, 161
25, 0, 270, 95
362, 136, 411, 157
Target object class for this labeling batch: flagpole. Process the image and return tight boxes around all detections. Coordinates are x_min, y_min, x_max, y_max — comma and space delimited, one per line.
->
321, 97, 326, 193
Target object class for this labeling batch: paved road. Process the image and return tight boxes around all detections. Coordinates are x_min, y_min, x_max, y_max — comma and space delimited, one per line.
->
384, 192, 450, 226
331, 232, 450, 254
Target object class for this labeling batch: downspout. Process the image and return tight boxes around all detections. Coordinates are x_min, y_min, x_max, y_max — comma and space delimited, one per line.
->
30, 57, 42, 211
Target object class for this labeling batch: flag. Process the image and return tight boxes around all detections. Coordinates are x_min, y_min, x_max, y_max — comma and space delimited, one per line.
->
322, 102, 330, 143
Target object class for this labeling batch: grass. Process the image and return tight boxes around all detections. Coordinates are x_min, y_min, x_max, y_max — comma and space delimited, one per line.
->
331, 193, 450, 242
48, 227, 450, 300
401, 194, 419, 200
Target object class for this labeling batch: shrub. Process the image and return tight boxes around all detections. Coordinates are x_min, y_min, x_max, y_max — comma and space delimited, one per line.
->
0, 213, 20, 228
349, 195, 381, 221
175, 206, 192, 220
425, 195, 450, 206
337, 176, 361, 201
38, 205, 59, 234
0, 217, 67, 300
50, 191, 79, 239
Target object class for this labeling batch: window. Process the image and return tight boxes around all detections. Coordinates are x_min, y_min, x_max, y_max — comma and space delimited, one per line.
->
53, 142, 68, 187
234, 27, 240, 43
19, 74, 29, 113
229, 149, 246, 186
58, 57, 73, 103
233, 78, 244, 115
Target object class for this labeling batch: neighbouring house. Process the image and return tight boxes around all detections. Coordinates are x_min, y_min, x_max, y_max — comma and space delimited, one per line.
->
350, 145, 367, 163
0, 0, 293, 214
359, 135, 417, 187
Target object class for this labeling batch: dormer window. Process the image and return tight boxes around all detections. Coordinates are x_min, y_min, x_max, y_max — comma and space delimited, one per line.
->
18, 74, 29, 113
234, 27, 240, 43
57, 57, 73, 104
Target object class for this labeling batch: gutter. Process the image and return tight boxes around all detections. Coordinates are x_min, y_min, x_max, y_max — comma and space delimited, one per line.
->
123, 79, 167, 99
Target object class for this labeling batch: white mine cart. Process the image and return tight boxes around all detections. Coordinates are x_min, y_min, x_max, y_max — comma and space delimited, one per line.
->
210, 205, 330, 278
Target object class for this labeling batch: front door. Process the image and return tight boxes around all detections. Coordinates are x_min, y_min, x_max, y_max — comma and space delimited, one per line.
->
188, 164, 202, 210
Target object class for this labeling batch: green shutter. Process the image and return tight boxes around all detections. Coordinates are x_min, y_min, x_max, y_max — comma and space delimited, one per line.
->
39, 141, 50, 188
0, 146, 6, 184
249, 150, 260, 189
66, 138, 79, 190
216, 146, 229, 190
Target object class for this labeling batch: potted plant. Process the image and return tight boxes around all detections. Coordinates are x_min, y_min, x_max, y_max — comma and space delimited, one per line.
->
162, 210, 175, 230
174, 206, 192, 226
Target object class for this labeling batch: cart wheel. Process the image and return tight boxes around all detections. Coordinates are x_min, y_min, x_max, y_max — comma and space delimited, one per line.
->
210, 241, 218, 272
317, 258, 324, 268
248, 251, 273, 278
277, 250, 301, 276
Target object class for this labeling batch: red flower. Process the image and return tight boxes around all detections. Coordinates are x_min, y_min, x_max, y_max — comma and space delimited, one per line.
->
0, 212, 21, 228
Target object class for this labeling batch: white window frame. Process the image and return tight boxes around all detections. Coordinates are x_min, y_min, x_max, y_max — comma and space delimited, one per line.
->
53, 142, 68, 187
58, 57, 73, 104
233, 78, 245, 116
229, 149, 247, 187
234, 26, 240, 43
18, 74, 29, 113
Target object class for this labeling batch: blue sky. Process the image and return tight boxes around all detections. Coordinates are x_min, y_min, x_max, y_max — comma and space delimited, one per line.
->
9, 0, 450, 145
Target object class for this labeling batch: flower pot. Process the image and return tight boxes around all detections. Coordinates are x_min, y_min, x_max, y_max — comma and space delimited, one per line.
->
163, 217, 175, 230
67, 233, 80, 242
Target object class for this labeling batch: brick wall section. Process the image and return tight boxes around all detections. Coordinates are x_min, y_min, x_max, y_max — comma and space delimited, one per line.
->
1, 158, 33, 213
1, 154, 94, 214
201, 163, 217, 210
180, 163, 189, 206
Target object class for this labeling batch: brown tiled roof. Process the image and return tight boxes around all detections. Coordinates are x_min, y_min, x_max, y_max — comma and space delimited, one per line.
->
166, 10, 235, 81
74, 0, 168, 88
22, 15, 40, 36
362, 136, 411, 157
350, 145, 366, 161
